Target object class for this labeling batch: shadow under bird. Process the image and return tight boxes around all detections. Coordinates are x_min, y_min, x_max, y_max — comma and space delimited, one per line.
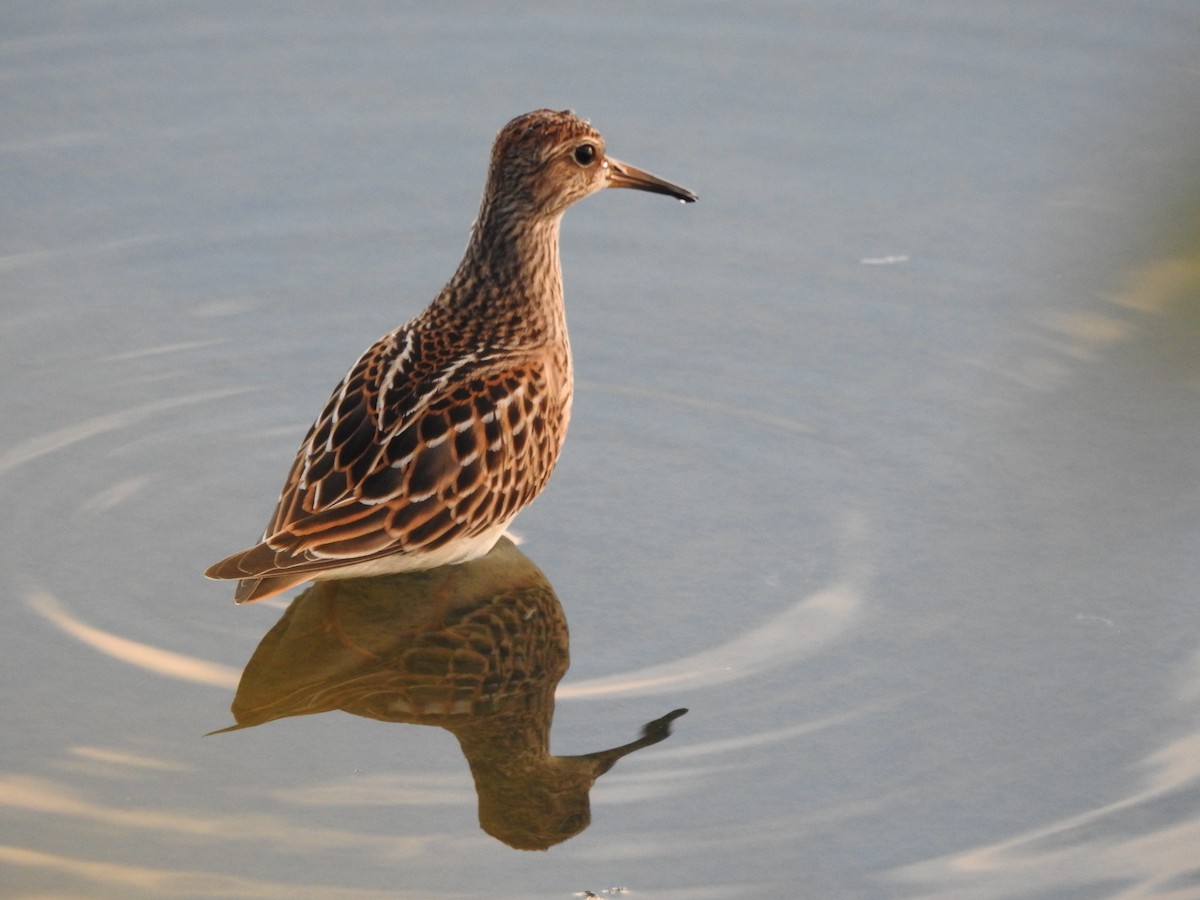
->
206, 109, 696, 602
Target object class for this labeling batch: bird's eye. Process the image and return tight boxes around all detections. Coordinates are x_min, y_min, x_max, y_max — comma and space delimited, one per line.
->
573, 144, 596, 166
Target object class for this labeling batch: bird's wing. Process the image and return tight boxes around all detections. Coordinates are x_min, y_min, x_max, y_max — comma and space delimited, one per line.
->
206, 326, 562, 583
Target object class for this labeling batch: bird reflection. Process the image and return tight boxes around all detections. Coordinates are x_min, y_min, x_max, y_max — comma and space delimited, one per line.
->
211, 537, 686, 850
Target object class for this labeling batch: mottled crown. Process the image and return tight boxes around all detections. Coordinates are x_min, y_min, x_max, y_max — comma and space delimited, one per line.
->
493, 109, 603, 165
484, 109, 607, 215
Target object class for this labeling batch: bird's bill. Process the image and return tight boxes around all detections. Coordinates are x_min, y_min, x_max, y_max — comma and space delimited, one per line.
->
606, 157, 698, 203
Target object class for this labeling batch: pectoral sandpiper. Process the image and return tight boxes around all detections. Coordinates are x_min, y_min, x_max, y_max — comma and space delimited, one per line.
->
206, 109, 696, 602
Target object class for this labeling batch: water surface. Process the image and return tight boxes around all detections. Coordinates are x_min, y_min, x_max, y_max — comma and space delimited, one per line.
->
3, 3, 1200, 897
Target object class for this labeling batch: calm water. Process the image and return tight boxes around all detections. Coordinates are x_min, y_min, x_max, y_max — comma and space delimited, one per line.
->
3, 3, 1200, 898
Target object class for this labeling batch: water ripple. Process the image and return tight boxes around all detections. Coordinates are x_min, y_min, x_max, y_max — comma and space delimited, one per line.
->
559, 511, 870, 700
26, 591, 239, 690
0, 388, 252, 476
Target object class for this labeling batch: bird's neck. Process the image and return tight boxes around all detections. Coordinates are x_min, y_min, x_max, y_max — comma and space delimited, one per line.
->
433, 206, 568, 352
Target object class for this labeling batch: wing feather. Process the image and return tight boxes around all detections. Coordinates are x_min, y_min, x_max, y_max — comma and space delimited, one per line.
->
205, 327, 567, 591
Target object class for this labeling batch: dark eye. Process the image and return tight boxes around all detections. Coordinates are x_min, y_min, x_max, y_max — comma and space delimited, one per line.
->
573, 143, 596, 166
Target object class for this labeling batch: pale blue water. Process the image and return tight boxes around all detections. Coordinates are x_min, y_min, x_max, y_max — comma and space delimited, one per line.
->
3, 2, 1200, 897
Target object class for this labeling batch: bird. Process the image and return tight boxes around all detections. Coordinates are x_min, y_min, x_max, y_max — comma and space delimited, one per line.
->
206, 108, 696, 603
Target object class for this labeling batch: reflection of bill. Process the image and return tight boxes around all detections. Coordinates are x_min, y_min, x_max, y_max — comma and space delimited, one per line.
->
211, 537, 686, 850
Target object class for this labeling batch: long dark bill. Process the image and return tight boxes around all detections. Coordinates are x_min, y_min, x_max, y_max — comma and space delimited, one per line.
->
606, 157, 698, 203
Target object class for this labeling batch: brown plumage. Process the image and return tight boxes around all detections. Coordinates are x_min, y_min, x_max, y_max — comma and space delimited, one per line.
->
205, 109, 696, 602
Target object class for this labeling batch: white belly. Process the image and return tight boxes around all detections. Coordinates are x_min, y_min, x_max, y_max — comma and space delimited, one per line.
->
309, 519, 516, 581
